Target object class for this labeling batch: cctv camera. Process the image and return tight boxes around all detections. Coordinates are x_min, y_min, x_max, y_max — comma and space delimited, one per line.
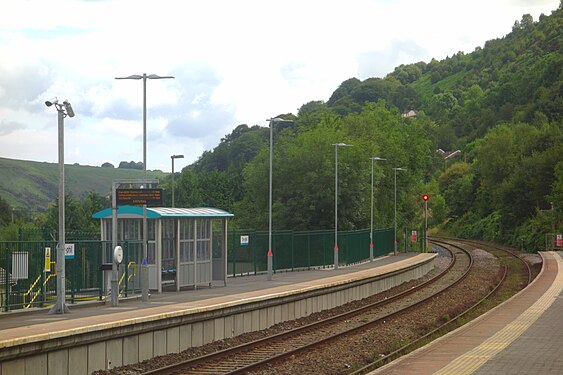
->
63, 100, 75, 118
45, 97, 58, 107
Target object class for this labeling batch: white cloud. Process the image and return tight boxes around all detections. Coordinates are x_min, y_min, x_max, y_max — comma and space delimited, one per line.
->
0, 0, 559, 171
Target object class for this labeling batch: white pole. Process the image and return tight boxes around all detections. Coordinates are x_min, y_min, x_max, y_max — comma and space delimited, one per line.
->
268, 119, 274, 280
334, 144, 339, 269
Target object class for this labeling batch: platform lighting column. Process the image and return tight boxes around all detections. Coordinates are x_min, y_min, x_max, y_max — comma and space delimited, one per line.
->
369, 157, 386, 261
45, 97, 75, 314
424, 197, 428, 252
333, 143, 353, 269
393, 167, 406, 256
115, 73, 174, 301
267, 117, 293, 281
171, 154, 184, 207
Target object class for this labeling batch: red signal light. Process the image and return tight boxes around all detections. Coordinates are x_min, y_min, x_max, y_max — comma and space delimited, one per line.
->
422, 194, 429, 201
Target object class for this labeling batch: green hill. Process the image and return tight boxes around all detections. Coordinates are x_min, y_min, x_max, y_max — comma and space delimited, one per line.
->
0, 157, 167, 212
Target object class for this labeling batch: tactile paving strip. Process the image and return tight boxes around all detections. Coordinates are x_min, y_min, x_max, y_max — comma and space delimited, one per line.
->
435, 252, 563, 375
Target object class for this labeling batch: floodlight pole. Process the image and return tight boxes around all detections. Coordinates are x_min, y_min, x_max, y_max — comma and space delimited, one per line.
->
48, 100, 75, 314
115, 73, 174, 301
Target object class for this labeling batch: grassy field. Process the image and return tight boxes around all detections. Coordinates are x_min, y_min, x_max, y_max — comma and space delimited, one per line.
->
0, 157, 168, 212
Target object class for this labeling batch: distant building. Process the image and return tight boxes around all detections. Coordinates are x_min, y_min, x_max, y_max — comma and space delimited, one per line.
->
401, 109, 418, 119
436, 149, 461, 160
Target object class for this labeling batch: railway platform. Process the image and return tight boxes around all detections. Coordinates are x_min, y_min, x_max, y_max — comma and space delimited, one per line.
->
0, 252, 436, 375
372, 251, 563, 375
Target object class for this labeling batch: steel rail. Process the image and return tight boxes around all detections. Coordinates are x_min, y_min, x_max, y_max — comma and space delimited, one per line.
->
142, 245, 471, 375
350, 237, 532, 374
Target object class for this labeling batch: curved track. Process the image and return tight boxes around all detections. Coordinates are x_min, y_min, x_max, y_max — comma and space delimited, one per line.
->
142, 244, 473, 375
350, 237, 534, 374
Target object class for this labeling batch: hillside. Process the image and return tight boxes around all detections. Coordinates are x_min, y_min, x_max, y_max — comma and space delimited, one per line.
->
0, 157, 167, 212
169, 7, 562, 251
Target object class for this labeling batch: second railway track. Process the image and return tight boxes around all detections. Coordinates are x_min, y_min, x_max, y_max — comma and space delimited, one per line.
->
142, 241, 476, 375
95, 238, 536, 375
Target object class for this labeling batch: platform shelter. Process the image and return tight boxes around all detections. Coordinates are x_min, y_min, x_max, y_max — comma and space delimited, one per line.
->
93, 206, 233, 293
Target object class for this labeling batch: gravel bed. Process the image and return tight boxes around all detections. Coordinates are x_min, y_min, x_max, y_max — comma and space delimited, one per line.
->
94, 246, 532, 375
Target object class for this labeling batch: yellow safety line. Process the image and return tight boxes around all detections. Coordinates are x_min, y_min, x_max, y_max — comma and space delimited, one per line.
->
434, 252, 563, 375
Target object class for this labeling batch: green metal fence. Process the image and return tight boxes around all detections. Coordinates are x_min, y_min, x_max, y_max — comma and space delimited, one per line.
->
1, 227, 396, 311
227, 227, 395, 276
0, 239, 143, 312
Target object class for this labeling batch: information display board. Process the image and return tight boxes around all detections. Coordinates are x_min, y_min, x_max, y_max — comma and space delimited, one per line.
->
116, 188, 164, 205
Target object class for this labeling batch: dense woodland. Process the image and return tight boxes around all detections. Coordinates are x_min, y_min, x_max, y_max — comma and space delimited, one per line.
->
1, 5, 562, 250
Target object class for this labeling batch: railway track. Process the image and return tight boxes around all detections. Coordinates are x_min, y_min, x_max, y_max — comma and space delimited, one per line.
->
142, 242, 474, 375
349, 237, 534, 374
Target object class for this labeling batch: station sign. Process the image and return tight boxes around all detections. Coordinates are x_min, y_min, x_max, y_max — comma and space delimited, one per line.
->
557, 234, 562, 248
65, 243, 75, 259
116, 188, 164, 205
240, 235, 249, 246
411, 230, 417, 242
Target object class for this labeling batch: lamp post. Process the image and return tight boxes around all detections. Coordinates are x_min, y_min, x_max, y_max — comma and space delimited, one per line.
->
267, 117, 293, 281
171, 154, 184, 207
369, 157, 386, 261
333, 143, 353, 269
45, 97, 75, 314
393, 167, 406, 256
115, 73, 174, 301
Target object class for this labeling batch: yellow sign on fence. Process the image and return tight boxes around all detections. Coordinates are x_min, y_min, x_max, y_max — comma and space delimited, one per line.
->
45, 247, 51, 272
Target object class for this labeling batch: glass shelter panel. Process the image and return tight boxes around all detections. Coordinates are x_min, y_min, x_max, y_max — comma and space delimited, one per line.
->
197, 219, 211, 261
147, 220, 156, 264
162, 220, 175, 272
180, 219, 194, 263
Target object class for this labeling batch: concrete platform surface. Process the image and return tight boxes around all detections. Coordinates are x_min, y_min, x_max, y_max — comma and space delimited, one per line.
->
0, 252, 432, 346
372, 251, 563, 375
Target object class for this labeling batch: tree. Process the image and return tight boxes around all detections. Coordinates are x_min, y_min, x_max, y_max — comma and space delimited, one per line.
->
0, 195, 11, 227
327, 78, 361, 106
101, 162, 114, 168
438, 162, 475, 218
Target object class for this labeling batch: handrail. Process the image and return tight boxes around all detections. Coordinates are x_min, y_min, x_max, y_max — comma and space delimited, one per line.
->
23, 262, 56, 308
118, 261, 137, 297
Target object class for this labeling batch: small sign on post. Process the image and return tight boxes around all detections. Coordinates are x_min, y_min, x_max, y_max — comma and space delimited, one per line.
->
557, 234, 562, 248
64, 244, 75, 260
240, 235, 249, 247
411, 230, 417, 243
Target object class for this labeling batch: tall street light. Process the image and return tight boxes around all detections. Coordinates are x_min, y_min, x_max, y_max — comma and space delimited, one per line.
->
171, 154, 184, 207
369, 157, 386, 261
267, 117, 293, 281
393, 167, 406, 256
333, 143, 353, 270
115, 73, 174, 301
45, 97, 75, 314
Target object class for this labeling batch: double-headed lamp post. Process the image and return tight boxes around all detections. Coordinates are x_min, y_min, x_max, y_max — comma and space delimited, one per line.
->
45, 97, 75, 314
333, 143, 353, 270
267, 117, 293, 281
393, 167, 406, 256
171, 154, 184, 207
115, 73, 174, 301
369, 157, 386, 261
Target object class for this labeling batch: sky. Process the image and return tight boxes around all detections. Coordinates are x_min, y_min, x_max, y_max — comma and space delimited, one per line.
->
0, 0, 559, 172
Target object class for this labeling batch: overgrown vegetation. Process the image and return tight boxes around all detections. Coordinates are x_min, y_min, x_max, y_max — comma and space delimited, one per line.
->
1, 6, 562, 250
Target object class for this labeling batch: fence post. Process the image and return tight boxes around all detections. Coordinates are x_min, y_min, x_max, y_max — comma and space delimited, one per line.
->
307, 233, 311, 270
